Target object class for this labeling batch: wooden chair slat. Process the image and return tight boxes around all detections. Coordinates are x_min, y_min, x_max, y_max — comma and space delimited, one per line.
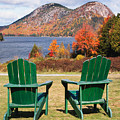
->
18, 59, 25, 84
24, 60, 30, 84
98, 57, 107, 80
7, 63, 14, 84
61, 55, 112, 119
30, 63, 37, 84
87, 57, 96, 82
103, 59, 111, 79
81, 60, 89, 81
4, 59, 53, 119
12, 60, 19, 84
92, 55, 102, 81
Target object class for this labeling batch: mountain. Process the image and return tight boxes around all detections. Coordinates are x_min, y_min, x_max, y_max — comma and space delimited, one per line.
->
0, 2, 114, 37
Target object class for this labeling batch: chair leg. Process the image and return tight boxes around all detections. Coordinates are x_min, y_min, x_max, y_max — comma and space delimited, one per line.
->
34, 95, 46, 120
64, 83, 68, 114
100, 84, 112, 118
45, 94, 48, 115
65, 91, 68, 114
94, 104, 97, 109
68, 94, 83, 120
3, 112, 8, 120
4, 108, 14, 120
15, 108, 18, 113
100, 103, 112, 118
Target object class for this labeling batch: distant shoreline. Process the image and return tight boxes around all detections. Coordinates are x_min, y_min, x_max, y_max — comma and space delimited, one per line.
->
4, 36, 74, 38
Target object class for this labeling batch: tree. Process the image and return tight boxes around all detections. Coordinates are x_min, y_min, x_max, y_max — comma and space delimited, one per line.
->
72, 23, 99, 57
48, 39, 59, 57
56, 43, 71, 58
109, 16, 120, 54
66, 44, 71, 58
57, 42, 65, 58
98, 14, 120, 56
29, 44, 43, 58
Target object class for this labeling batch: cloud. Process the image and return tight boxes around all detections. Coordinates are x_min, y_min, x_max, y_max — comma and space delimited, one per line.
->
0, 0, 41, 7
40, 0, 89, 9
0, 0, 119, 26
103, 0, 119, 15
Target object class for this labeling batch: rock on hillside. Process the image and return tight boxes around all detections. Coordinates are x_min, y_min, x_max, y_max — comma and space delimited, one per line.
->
18, 3, 72, 25
75, 1, 113, 18
0, 2, 114, 37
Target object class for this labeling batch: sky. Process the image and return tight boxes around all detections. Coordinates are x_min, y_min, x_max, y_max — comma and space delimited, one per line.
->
0, 0, 119, 26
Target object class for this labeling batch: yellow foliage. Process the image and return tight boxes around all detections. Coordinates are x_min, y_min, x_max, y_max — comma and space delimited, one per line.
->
76, 55, 85, 60
48, 39, 59, 55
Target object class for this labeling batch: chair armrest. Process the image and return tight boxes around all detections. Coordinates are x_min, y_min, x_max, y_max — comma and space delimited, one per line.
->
38, 81, 53, 87
77, 79, 112, 85
4, 83, 39, 88
4, 81, 53, 88
61, 79, 78, 85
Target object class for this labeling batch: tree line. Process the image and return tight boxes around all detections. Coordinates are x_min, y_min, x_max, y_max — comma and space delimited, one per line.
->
29, 14, 120, 59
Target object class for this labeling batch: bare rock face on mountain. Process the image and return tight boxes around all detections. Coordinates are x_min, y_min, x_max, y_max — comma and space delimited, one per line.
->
23, 3, 72, 25
75, 1, 113, 18
0, 2, 114, 36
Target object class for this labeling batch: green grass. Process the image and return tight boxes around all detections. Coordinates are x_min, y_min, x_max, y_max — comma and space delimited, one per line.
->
0, 73, 120, 120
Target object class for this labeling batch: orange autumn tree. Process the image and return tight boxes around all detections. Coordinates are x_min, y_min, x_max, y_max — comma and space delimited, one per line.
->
72, 23, 99, 57
48, 39, 59, 57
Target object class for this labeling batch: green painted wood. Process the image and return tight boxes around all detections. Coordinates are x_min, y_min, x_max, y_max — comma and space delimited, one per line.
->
12, 60, 19, 84
7, 88, 10, 116
100, 103, 112, 117
34, 94, 46, 120
7, 63, 14, 84
68, 94, 83, 120
103, 59, 111, 79
30, 62, 37, 84
81, 85, 89, 102
65, 84, 68, 114
24, 60, 30, 84
81, 84, 105, 102
84, 58, 96, 102
18, 59, 25, 85
106, 84, 108, 113
30, 62, 37, 104
5, 59, 53, 120
92, 55, 102, 81
79, 86, 82, 111
77, 79, 111, 85
3, 112, 8, 120
10, 61, 20, 105
87, 57, 96, 82
45, 92, 48, 115
98, 57, 107, 81
17, 59, 26, 105
80, 60, 89, 81
61, 55, 112, 119
34, 89, 38, 116
11, 88, 21, 105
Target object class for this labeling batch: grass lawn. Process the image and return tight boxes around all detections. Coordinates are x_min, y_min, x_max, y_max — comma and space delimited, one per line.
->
0, 73, 120, 120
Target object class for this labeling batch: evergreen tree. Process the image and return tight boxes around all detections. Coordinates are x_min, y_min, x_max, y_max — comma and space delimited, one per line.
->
98, 14, 120, 56
30, 44, 42, 58
110, 15, 120, 54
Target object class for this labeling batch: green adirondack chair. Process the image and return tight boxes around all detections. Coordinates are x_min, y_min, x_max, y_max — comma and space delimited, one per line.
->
61, 55, 112, 119
4, 59, 53, 120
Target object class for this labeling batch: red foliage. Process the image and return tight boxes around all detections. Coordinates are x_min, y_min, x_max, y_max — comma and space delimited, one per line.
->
48, 50, 54, 57
73, 23, 99, 56
35, 57, 120, 72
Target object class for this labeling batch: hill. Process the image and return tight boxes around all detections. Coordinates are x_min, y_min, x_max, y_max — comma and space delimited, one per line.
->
0, 2, 114, 37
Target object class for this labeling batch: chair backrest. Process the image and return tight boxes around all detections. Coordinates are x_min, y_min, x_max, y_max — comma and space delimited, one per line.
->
7, 59, 37, 104
80, 55, 111, 82
80, 55, 111, 101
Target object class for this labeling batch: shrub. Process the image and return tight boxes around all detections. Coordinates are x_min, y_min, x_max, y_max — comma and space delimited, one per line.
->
29, 44, 43, 58
76, 55, 85, 60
